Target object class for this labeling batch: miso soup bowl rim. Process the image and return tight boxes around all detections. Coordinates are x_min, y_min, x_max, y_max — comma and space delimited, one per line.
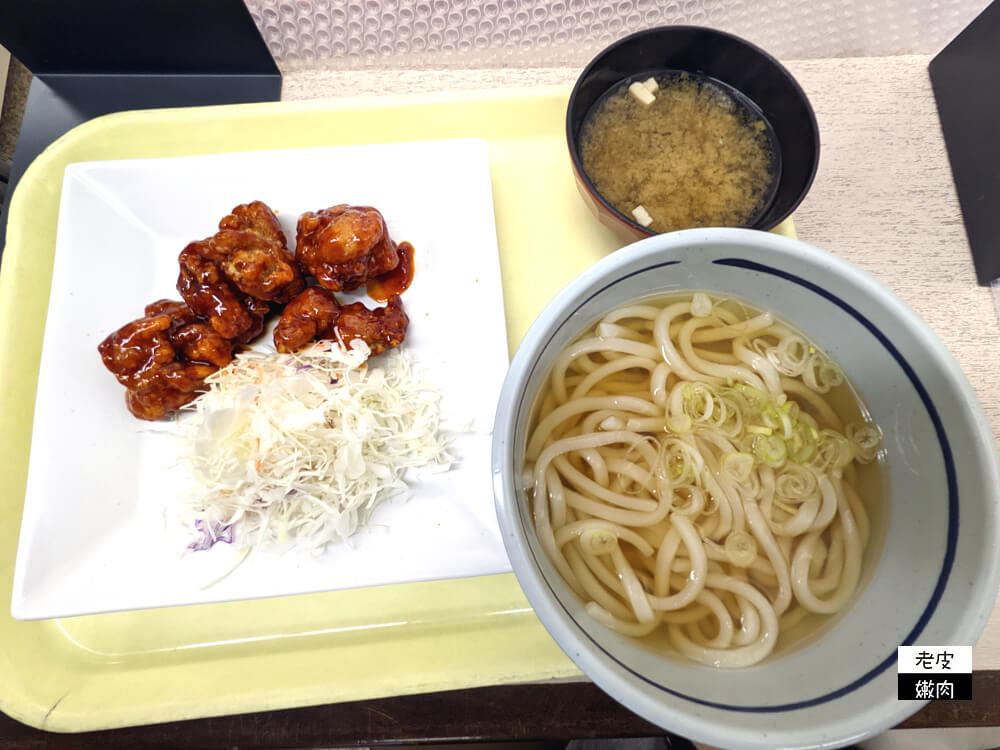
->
566, 25, 820, 237
491, 227, 1000, 750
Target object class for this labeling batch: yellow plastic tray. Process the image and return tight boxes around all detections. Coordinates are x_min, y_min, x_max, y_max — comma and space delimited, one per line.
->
0, 86, 794, 732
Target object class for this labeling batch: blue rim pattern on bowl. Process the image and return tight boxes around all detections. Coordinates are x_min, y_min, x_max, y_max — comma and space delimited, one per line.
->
509, 255, 959, 713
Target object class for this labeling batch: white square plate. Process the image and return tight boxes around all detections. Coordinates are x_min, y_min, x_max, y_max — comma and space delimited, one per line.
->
11, 138, 512, 620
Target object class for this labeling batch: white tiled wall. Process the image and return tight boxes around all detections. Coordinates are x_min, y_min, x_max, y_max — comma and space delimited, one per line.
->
245, 0, 992, 69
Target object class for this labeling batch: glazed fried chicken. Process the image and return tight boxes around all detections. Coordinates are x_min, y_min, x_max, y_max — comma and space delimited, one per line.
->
102, 200, 415, 421
144, 299, 232, 368
177, 201, 303, 342
125, 362, 218, 421
98, 310, 176, 391
177, 242, 265, 344
336, 294, 409, 356
98, 300, 233, 420
273, 286, 341, 354
144, 298, 196, 321
218, 200, 287, 247
198, 229, 304, 303
295, 205, 400, 292
203, 201, 304, 304
273, 288, 409, 357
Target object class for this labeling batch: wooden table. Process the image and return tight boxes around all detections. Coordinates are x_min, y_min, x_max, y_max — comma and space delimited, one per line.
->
2, 53, 999, 747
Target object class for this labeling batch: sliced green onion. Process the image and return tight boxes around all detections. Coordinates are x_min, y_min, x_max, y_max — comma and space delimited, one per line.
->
754, 434, 787, 466
760, 404, 781, 429
721, 451, 754, 482
765, 335, 810, 376
773, 498, 799, 515
581, 528, 618, 555
724, 530, 757, 567
732, 383, 768, 412
683, 383, 715, 422
846, 422, 883, 463
786, 423, 817, 464
658, 437, 701, 485
817, 360, 845, 390
715, 396, 743, 437
810, 429, 853, 470
775, 464, 818, 499
803, 353, 846, 394
666, 413, 693, 434
691, 293, 713, 317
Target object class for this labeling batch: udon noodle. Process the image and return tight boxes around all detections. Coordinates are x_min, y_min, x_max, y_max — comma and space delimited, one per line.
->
523, 293, 883, 667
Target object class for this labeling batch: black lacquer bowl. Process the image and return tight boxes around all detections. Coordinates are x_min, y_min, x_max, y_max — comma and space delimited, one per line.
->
567, 26, 820, 242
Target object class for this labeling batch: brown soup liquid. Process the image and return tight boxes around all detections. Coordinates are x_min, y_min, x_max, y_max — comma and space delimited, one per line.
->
580, 72, 780, 232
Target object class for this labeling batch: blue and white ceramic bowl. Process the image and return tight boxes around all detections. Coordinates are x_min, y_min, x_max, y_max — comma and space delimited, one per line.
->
491, 228, 1000, 750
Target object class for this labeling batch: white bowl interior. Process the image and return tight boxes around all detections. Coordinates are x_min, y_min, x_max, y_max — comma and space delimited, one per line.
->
492, 228, 1000, 749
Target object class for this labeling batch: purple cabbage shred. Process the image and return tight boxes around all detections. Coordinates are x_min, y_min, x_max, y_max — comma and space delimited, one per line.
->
188, 519, 235, 552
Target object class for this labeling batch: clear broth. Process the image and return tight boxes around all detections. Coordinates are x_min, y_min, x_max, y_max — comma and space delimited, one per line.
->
527, 292, 888, 665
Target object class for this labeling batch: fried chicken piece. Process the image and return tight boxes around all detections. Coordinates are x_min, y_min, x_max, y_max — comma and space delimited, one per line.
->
369, 233, 401, 277
295, 205, 400, 292
219, 200, 287, 247
243, 295, 272, 318
177, 242, 262, 342
98, 312, 175, 390
335, 295, 409, 356
144, 298, 233, 368
126, 388, 196, 421
171, 322, 232, 369
273, 286, 342, 354
124, 362, 217, 421
144, 298, 199, 323
200, 228, 305, 304
99, 302, 230, 420
200, 201, 304, 304
177, 201, 302, 342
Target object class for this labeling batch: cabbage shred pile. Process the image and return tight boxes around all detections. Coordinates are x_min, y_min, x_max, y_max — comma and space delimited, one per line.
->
179, 339, 451, 553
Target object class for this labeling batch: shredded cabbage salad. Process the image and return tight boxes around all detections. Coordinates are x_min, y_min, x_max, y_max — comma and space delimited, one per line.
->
178, 338, 451, 553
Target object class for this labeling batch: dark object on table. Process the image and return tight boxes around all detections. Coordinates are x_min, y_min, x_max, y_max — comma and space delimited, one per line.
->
2, 676, 995, 749
0, 0, 282, 259
566, 25, 819, 242
929, 0, 1000, 286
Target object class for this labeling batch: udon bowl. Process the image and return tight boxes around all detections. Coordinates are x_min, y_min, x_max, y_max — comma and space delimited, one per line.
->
491, 228, 1000, 750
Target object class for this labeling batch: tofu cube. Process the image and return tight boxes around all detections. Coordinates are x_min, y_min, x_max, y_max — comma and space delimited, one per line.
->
632, 205, 654, 227
628, 81, 656, 106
